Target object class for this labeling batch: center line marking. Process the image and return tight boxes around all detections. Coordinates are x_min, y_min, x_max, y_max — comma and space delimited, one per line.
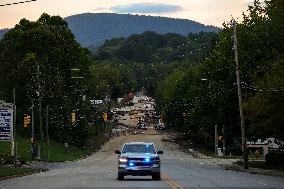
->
162, 173, 184, 189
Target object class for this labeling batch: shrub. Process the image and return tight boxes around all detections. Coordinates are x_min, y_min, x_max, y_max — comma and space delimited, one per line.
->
265, 152, 284, 165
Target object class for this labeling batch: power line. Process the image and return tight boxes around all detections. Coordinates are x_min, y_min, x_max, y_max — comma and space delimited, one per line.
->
0, 0, 36, 7
241, 82, 284, 92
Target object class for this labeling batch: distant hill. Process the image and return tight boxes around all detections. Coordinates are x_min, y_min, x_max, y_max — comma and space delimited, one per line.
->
0, 13, 219, 49
0, 29, 9, 38
65, 13, 219, 48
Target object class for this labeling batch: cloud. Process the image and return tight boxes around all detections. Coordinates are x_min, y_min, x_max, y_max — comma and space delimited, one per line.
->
111, 3, 183, 14
93, 7, 108, 11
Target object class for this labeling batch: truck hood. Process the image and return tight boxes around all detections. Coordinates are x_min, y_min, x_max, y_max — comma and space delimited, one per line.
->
121, 152, 157, 158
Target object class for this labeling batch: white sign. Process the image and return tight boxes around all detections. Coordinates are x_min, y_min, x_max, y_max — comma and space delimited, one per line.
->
0, 109, 13, 141
95, 100, 103, 105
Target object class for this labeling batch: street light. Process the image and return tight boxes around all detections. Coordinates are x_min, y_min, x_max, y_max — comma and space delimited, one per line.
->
70, 68, 84, 118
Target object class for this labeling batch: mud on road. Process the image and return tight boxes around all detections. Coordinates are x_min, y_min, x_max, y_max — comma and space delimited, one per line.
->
83, 128, 236, 166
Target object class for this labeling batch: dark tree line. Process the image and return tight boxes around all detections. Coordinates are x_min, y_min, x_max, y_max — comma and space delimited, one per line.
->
155, 0, 284, 151
91, 31, 217, 97
0, 13, 94, 147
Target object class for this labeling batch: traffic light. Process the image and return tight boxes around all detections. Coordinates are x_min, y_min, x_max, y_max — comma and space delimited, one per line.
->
71, 112, 76, 123
218, 136, 224, 142
103, 112, 108, 122
24, 114, 31, 128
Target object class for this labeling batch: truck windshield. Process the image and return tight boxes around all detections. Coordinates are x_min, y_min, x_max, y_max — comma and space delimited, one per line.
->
122, 144, 155, 153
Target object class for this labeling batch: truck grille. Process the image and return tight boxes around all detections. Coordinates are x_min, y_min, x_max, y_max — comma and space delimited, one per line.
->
128, 158, 152, 166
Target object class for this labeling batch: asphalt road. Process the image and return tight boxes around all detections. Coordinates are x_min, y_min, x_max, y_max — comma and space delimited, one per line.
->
1, 130, 284, 189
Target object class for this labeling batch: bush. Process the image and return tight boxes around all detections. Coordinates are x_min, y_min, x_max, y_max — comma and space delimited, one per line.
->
226, 145, 243, 156
265, 152, 284, 165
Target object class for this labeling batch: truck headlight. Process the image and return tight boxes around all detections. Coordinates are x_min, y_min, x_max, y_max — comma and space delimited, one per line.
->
119, 157, 128, 163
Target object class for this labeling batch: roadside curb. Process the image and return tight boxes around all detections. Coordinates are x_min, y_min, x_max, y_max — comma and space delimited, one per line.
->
223, 164, 284, 178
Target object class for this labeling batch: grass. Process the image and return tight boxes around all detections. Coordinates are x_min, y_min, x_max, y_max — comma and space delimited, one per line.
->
0, 167, 40, 178
0, 135, 90, 162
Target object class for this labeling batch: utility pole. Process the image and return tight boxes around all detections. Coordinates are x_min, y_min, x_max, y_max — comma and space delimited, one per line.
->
31, 100, 34, 141
233, 20, 248, 169
46, 105, 49, 160
31, 99, 35, 159
222, 125, 225, 157
215, 124, 218, 156
37, 65, 43, 159
13, 88, 17, 167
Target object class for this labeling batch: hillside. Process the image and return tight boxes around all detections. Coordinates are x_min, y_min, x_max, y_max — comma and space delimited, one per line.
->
0, 13, 218, 49
0, 29, 9, 38
65, 13, 219, 48
95, 31, 217, 64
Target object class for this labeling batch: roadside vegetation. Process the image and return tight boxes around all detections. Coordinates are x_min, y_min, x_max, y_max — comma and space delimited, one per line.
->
155, 0, 284, 153
0, 135, 89, 178
0, 0, 282, 167
0, 13, 115, 164
0, 11, 215, 162
0, 167, 42, 179
0, 135, 90, 163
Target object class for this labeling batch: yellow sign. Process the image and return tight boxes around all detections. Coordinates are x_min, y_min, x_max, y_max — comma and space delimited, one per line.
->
24, 114, 31, 128
71, 112, 76, 123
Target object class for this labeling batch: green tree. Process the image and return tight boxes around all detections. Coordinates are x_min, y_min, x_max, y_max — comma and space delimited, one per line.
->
0, 13, 90, 143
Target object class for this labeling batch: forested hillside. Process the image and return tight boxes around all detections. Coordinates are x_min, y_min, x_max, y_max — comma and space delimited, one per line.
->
1, 13, 218, 49
91, 31, 217, 96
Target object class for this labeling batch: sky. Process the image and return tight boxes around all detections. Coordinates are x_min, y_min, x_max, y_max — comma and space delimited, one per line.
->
0, 0, 256, 29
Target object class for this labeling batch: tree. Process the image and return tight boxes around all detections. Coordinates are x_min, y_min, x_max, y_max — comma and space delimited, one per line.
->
155, 0, 284, 148
245, 56, 284, 139
0, 13, 90, 142
88, 64, 123, 99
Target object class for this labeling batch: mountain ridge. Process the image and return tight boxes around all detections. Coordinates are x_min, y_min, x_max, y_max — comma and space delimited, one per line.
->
65, 13, 219, 47
0, 13, 219, 48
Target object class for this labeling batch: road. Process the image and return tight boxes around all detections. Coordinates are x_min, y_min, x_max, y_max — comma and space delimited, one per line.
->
1, 129, 284, 189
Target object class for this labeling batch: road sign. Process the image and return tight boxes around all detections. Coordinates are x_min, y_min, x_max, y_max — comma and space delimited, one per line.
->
24, 114, 31, 128
0, 109, 13, 141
